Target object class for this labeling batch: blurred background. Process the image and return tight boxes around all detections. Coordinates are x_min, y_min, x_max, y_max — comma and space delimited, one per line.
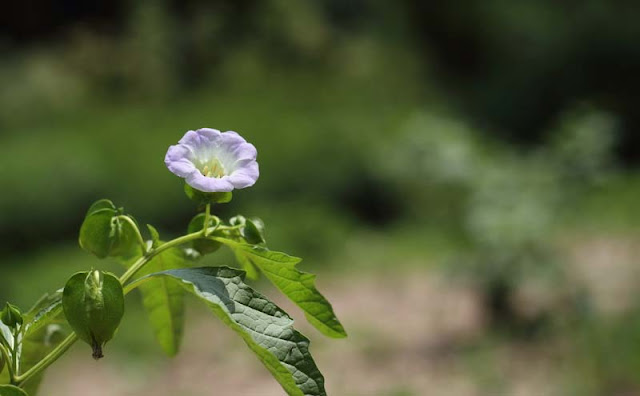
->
1, 1, 640, 395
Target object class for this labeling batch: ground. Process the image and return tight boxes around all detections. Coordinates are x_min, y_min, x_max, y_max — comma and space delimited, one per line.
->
39, 231, 640, 396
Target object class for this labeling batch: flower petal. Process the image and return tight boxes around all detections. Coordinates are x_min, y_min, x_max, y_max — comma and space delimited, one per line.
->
186, 172, 235, 192
228, 162, 259, 188
218, 130, 247, 146
231, 142, 258, 161
165, 145, 198, 177
195, 128, 223, 146
177, 130, 201, 150
166, 128, 259, 193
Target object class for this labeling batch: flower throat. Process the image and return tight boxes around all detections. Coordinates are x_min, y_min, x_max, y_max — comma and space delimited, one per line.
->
200, 158, 225, 178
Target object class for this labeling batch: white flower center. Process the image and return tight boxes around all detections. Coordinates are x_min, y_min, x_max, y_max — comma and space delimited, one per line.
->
199, 158, 226, 178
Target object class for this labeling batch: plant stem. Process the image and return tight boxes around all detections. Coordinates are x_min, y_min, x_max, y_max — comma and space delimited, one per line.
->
120, 230, 203, 284
0, 343, 15, 383
11, 329, 19, 377
123, 277, 148, 295
15, 229, 213, 387
203, 203, 212, 237
14, 333, 77, 386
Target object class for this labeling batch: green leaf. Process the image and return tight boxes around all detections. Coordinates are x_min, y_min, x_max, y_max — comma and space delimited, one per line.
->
0, 322, 13, 351
20, 322, 68, 395
216, 238, 347, 338
184, 184, 232, 205
0, 293, 66, 393
146, 224, 161, 248
62, 271, 124, 359
22, 292, 63, 339
233, 250, 260, 281
142, 267, 326, 396
19, 292, 67, 394
0, 369, 7, 386
187, 214, 221, 255
132, 247, 187, 356
0, 385, 28, 396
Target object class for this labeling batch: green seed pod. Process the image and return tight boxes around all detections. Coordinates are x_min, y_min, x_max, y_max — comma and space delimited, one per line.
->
230, 215, 266, 245
0, 385, 28, 395
79, 199, 142, 259
187, 213, 221, 254
0, 303, 23, 329
242, 218, 266, 245
62, 270, 125, 359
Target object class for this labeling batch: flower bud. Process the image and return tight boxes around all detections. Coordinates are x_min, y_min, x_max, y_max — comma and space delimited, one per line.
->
1, 303, 23, 329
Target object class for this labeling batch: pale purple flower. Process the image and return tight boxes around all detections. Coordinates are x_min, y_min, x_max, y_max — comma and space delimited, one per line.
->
165, 128, 259, 192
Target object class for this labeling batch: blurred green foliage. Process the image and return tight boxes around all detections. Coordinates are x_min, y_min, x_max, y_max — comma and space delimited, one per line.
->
1, 1, 640, 395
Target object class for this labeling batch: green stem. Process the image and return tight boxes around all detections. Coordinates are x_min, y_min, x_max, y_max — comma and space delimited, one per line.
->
120, 230, 203, 284
14, 334, 76, 386
15, 229, 212, 387
0, 343, 15, 384
11, 328, 19, 377
203, 203, 212, 237
123, 277, 148, 295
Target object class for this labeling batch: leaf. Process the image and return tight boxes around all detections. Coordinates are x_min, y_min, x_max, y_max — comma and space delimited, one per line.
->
0, 292, 67, 393
233, 250, 260, 281
215, 238, 347, 338
0, 322, 13, 351
132, 247, 187, 357
20, 323, 68, 395
0, 322, 14, 378
0, 385, 28, 396
22, 292, 63, 339
142, 267, 326, 396
62, 271, 124, 359
19, 290, 67, 394
146, 224, 161, 248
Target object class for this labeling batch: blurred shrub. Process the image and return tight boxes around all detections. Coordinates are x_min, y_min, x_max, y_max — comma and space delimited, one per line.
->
550, 107, 617, 183
0, 30, 423, 260
384, 108, 618, 330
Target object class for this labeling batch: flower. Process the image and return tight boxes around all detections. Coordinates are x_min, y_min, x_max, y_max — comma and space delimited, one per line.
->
165, 128, 259, 192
